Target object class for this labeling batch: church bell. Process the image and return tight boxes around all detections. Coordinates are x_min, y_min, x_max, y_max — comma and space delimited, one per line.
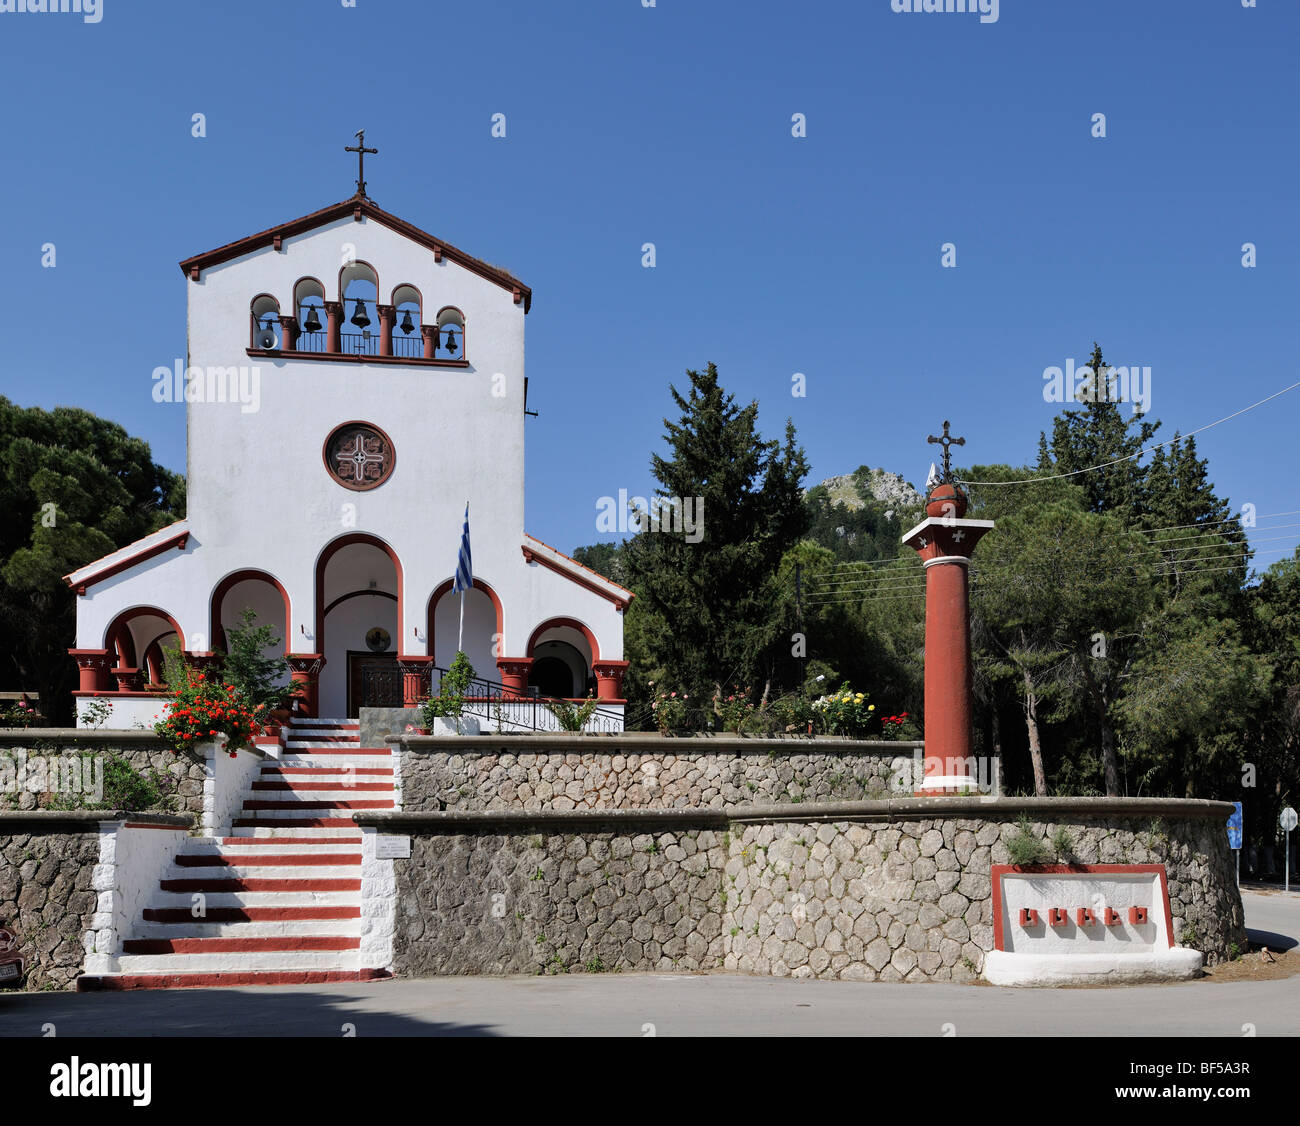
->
399, 309, 414, 335
350, 298, 370, 329
302, 305, 322, 334
443, 327, 457, 353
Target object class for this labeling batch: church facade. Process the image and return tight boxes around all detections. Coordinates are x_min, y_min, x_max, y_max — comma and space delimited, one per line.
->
65, 192, 630, 725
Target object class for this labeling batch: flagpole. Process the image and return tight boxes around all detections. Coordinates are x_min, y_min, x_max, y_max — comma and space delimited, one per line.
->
456, 500, 469, 655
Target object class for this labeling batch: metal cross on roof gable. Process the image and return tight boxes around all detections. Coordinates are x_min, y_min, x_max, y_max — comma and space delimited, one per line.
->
345, 130, 378, 198
927, 420, 965, 483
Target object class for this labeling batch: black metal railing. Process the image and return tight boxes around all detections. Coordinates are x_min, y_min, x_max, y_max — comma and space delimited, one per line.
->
391, 332, 422, 358
360, 664, 624, 733
340, 331, 381, 356
295, 329, 328, 353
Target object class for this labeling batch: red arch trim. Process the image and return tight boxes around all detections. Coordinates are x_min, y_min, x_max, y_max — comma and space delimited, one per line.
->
210, 569, 292, 655
525, 617, 600, 665
426, 579, 503, 661
315, 534, 404, 655
102, 607, 186, 661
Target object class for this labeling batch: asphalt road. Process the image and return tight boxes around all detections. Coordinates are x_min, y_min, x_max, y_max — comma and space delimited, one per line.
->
1, 890, 1297, 1037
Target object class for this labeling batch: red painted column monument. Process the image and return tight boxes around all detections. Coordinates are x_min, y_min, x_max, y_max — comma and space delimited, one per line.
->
901, 422, 993, 794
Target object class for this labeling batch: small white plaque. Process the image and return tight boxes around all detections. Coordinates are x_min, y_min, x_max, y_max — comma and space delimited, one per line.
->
374, 834, 411, 859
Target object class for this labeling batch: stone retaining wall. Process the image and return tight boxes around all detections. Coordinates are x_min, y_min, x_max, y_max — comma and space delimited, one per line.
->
391, 736, 927, 812
0, 732, 204, 817
366, 798, 1243, 983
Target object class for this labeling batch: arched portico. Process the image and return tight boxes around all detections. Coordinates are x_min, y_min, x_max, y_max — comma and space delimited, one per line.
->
314, 534, 403, 717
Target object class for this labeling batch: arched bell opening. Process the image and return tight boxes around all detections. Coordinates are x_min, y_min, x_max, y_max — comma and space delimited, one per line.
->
339, 262, 379, 356
250, 294, 281, 350
391, 284, 423, 359
294, 277, 327, 353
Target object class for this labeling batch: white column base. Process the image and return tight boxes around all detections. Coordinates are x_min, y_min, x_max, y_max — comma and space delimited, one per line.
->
918, 775, 983, 792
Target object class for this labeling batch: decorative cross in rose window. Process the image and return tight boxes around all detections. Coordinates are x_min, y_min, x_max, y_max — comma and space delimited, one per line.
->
335, 432, 387, 484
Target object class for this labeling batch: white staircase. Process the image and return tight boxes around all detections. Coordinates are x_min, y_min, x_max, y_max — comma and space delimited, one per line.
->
79, 719, 396, 990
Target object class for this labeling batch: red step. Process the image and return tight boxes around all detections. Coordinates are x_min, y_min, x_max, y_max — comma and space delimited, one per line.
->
175, 853, 361, 867
142, 906, 360, 923
158, 878, 361, 892
121, 936, 360, 955
251, 781, 394, 791
281, 748, 387, 755
78, 968, 390, 991
242, 800, 394, 810
231, 818, 361, 828
266, 767, 393, 775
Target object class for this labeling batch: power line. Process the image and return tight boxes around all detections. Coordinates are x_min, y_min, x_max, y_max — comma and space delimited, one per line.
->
961, 378, 1300, 487
1138, 510, 1300, 535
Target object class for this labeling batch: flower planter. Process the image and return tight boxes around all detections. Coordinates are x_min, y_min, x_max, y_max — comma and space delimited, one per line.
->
432, 715, 480, 736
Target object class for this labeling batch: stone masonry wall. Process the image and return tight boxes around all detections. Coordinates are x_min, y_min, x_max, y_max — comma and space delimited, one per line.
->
389, 803, 1243, 981
0, 739, 204, 817
396, 742, 923, 812
0, 824, 101, 991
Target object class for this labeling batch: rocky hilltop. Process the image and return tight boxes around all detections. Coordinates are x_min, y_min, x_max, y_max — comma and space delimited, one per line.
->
813, 467, 924, 515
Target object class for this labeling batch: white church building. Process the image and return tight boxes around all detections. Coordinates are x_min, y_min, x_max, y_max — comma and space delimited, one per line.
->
65, 182, 631, 726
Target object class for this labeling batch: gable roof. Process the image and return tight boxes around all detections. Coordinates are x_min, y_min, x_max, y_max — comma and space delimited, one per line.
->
178, 195, 532, 312
521, 534, 635, 611
63, 521, 191, 595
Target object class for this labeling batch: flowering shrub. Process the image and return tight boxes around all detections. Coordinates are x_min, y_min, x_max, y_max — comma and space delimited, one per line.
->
0, 700, 37, 728
650, 686, 690, 734
879, 712, 917, 740
715, 687, 758, 734
812, 683, 875, 737
154, 671, 261, 756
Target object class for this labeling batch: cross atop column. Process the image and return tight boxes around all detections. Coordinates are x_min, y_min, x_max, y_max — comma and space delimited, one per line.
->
927, 420, 965, 483
345, 130, 378, 198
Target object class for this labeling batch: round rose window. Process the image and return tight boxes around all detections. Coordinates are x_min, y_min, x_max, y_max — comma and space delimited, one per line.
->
324, 422, 396, 492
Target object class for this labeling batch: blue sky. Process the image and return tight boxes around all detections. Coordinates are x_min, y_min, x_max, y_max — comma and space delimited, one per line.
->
2, 0, 1297, 565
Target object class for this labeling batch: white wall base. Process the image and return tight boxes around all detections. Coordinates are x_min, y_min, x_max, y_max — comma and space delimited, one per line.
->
76, 696, 167, 730
983, 946, 1203, 986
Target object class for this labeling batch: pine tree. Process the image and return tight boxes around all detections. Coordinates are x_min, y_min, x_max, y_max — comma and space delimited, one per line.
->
624, 364, 809, 703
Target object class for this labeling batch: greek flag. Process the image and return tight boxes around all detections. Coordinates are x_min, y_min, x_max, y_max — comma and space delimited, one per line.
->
452, 503, 472, 594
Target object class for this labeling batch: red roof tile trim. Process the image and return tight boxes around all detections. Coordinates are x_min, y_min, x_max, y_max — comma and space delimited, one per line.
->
178, 195, 532, 313
64, 523, 190, 595
521, 535, 634, 611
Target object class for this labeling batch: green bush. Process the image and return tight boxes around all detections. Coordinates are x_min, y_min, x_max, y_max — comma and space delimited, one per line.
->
1007, 815, 1051, 866
545, 694, 600, 732
422, 651, 476, 724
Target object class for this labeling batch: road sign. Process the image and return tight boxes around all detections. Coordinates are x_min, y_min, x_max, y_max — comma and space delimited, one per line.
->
1227, 802, 1243, 850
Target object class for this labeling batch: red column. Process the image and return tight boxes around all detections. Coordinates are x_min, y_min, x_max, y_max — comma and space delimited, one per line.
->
279, 314, 299, 352
592, 660, 629, 702
70, 649, 111, 693
496, 658, 534, 699
421, 324, 438, 360
903, 484, 993, 794
398, 655, 433, 707
377, 304, 394, 357
324, 301, 342, 353
112, 667, 141, 692
287, 654, 325, 718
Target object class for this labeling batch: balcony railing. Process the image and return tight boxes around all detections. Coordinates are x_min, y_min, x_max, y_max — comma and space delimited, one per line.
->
250, 312, 465, 363
359, 664, 625, 733
340, 331, 381, 356
391, 332, 423, 358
